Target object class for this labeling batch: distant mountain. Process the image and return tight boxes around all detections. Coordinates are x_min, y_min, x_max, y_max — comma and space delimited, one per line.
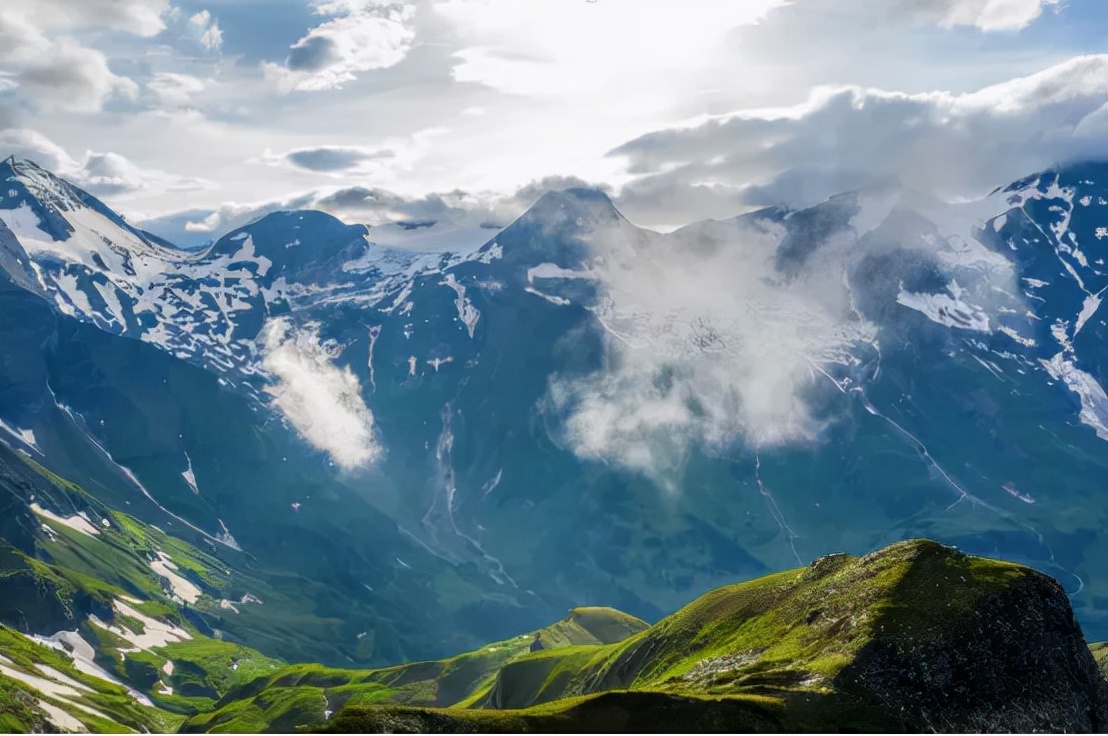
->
1, 155, 1106, 677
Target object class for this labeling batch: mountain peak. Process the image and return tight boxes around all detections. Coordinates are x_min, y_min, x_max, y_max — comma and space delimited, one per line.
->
0, 156, 178, 251
474, 187, 627, 269
205, 209, 370, 278
523, 187, 623, 228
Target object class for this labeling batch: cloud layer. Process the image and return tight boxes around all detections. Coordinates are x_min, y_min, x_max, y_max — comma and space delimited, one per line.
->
0, 0, 1102, 247
261, 318, 381, 469
611, 55, 1108, 225
0, 128, 215, 198
904, 0, 1059, 31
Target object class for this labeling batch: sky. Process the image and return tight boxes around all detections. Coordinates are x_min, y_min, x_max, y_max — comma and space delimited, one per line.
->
0, 0, 1104, 247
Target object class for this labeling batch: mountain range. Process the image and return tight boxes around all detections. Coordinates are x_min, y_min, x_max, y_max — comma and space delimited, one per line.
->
0, 155, 1106, 699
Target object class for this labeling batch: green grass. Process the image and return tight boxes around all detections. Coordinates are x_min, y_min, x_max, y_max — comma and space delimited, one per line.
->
4, 450, 1100, 736
0, 674, 46, 733
179, 603, 651, 732
315, 540, 1060, 733
1092, 642, 1107, 681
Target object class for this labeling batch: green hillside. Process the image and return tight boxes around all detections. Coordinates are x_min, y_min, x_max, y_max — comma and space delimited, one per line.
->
1, 448, 1105, 732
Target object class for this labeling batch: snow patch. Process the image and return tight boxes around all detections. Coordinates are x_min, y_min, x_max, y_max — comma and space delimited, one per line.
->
30, 504, 99, 537
1074, 289, 1104, 336
1040, 353, 1108, 441
896, 289, 990, 332
0, 418, 40, 453
150, 551, 202, 603
92, 600, 192, 651
181, 452, 199, 494
441, 273, 480, 338
526, 262, 593, 283
35, 699, 87, 733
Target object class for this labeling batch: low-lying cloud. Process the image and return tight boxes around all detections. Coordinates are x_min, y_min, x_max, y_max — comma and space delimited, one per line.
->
1, 128, 215, 198
546, 213, 881, 488
261, 317, 381, 469
135, 174, 605, 248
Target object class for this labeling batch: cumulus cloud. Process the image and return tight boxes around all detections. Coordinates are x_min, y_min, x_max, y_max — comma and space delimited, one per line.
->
2, 0, 169, 37
545, 212, 881, 488
611, 55, 1108, 224
187, 10, 223, 51
0, 8, 139, 112
0, 1, 174, 113
264, 1, 416, 92
0, 128, 80, 172
0, 128, 215, 198
896, 0, 1060, 31
261, 318, 381, 469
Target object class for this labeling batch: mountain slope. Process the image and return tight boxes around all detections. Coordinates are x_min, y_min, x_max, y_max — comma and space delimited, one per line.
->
1, 440, 1105, 732
1, 156, 1107, 670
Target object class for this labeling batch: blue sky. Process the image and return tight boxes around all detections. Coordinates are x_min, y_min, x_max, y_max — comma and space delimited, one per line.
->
0, 0, 1104, 245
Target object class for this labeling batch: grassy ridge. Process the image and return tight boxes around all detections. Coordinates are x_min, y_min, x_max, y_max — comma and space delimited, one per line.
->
324, 541, 1108, 733
180, 606, 648, 732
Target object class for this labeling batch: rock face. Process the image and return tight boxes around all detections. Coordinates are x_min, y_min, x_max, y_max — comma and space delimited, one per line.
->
321, 540, 1108, 734
836, 544, 1108, 732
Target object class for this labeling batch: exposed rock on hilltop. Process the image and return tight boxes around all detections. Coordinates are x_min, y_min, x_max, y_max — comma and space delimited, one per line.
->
322, 540, 1108, 733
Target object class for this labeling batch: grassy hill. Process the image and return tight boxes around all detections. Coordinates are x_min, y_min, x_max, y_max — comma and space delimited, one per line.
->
323, 540, 1108, 733
1, 448, 1105, 732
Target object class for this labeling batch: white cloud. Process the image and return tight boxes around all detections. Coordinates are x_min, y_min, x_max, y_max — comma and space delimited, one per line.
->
261, 318, 382, 469
146, 72, 206, 108
264, 1, 416, 92
1, 0, 169, 37
0, 128, 81, 172
1, 0, 1098, 239
187, 10, 223, 51
903, 0, 1060, 31
436, 0, 782, 98
611, 55, 1108, 225
134, 173, 599, 248
184, 211, 222, 233
546, 212, 879, 488
0, 8, 139, 113
0, 128, 215, 198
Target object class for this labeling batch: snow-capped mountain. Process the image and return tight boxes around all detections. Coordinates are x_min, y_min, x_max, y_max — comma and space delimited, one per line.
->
1, 156, 1106, 665
0, 158, 482, 394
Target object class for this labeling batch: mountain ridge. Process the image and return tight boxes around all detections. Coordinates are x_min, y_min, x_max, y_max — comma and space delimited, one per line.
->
1, 155, 1106, 675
